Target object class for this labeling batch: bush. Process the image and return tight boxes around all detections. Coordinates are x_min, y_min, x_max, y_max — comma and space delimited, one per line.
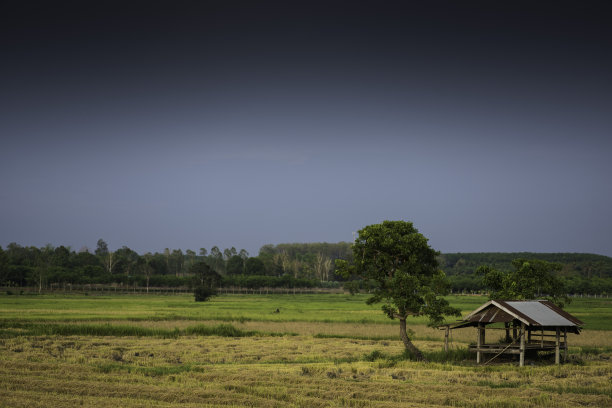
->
194, 286, 217, 302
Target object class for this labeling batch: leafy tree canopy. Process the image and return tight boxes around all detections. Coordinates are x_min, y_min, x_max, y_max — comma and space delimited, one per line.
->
336, 220, 460, 359
245, 257, 265, 275
477, 258, 570, 307
190, 261, 221, 288
226, 255, 245, 275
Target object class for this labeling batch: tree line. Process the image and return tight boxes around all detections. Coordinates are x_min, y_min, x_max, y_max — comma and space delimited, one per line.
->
440, 252, 612, 295
1, 240, 610, 295
0, 240, 349, 292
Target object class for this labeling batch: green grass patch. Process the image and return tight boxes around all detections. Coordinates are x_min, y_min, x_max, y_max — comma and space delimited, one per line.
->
183, 324, 254, 337
476, 380, 523, 389
422, 348, 473, 363
0, 322, 289, 338
540, 385, 612, 399
579, 345, 612, 355
314, 333, 397, 341
363, 349, 387, 361
94, 362, 204, 376
1, 293, 611, 330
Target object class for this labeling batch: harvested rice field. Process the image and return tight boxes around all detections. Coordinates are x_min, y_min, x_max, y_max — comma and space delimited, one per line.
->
1, 294, 611, 407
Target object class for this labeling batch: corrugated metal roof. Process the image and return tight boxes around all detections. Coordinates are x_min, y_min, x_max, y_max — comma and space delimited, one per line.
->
504, 301, 577, 326
493, 300, 540, 326
539, 300, 584, 326
463, 300, 582, 328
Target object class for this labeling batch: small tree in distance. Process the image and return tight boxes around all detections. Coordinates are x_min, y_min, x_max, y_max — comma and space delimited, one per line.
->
191, 261, 221, 302
336, 220, 461, 360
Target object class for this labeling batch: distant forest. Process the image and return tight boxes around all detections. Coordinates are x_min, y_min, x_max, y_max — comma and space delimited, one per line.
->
440, 252, 612, 295
1, 241, 611, 295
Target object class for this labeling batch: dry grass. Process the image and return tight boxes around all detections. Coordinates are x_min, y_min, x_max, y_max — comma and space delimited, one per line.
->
1, 294, 611, 407
1, 334, 611, 407
36, 319, 610, 348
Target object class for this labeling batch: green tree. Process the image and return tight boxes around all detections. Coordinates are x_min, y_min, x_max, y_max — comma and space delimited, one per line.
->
95, 239, 115, 274
95, 239, 108, 257
245, 257, 265, 275
34, 244, 54, 294
185, 249, 196, 271
170, 249, 184, 277
190, 261, 221, 288
209, 246, 224, 273
226, 255, 245, 275
477, 258, 570, 307
114, 246, 139, 276
141, 253, 154, 292
314, 253, 332, 282
191, 261, 221, 302
336, 221, 460, 360
52, 246, 71, 268
0, 246, 9, 285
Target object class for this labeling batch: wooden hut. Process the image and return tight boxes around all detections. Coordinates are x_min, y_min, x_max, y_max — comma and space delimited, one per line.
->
447, 300, 583, 366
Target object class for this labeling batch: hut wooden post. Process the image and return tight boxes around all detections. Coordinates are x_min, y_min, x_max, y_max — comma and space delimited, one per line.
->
481, 324, 486, 345
444, 326, 449, 352
563, 328, 568, 362
519, 322, 526, 367
527, 327, 531, 344
555, 327, 560, 365
476, 323, 482, 364
505, 322, 511, 342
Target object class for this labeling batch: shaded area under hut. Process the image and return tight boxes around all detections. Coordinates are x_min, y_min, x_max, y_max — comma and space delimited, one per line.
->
442, 300, 583, 366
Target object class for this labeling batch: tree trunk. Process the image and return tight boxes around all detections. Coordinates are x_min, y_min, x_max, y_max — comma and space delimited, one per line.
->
399, 318, 426, 361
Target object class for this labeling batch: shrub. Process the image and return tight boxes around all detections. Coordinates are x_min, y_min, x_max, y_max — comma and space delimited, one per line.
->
194, 285, 217, 302
364, 350, 386, 361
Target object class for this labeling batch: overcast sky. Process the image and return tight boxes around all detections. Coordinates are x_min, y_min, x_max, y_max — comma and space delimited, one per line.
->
1, 1, 611, 256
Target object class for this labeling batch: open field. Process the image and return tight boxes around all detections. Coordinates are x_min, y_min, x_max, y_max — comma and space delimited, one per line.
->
1, 294, 611, 407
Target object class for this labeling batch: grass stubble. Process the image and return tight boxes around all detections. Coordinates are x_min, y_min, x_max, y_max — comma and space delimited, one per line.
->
0, 294, 611, 407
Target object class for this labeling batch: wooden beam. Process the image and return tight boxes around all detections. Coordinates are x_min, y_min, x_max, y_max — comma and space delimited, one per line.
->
444, 326, 449, 353
477, 323, 482, 364
470, 348, 521, 354
519, 322, 525, 367
563, 328, 568, 362
527, 327, 531, 343
481, 324, 486, 346
555, 327, 560, 365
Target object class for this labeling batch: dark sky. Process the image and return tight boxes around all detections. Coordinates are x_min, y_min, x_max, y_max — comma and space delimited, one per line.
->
2, 1, 611, 256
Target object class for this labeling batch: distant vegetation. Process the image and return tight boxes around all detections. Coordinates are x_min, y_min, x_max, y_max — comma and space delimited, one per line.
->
440, 252, 612, 295
0, 240, 351, 292
1, 240, 610, 295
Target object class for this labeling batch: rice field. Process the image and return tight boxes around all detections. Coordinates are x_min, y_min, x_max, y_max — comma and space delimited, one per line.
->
1, 293, 611, 407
